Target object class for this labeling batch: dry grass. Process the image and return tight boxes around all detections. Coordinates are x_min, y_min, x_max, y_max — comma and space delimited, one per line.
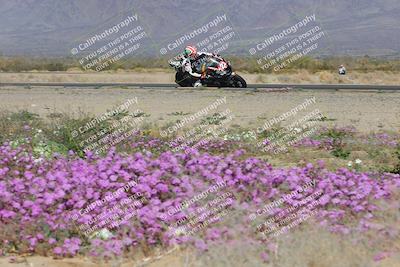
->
142, 197, 400, 267
2, 221, 399, 267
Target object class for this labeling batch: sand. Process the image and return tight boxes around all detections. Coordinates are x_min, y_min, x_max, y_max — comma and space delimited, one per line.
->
0, 86, 399, 133
1, 70, 400, 85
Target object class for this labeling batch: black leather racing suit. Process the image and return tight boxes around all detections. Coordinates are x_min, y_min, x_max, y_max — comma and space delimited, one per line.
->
182, 52, 225, 85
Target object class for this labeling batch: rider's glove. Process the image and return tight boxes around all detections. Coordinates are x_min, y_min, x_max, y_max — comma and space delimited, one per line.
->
201, 74, 210, 80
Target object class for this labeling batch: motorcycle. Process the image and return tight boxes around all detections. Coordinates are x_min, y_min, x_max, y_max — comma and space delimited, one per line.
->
169, 54, 247, 88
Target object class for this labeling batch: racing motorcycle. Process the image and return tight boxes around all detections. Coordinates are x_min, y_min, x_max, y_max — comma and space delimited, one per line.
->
169, 54, 247, 88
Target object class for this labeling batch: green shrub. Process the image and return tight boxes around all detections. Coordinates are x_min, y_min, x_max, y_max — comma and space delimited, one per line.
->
391, 146, 400, 174
331, 147, 351, 159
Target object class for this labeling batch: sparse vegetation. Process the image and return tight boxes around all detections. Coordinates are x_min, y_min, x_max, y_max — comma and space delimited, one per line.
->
1, 55, 400, 73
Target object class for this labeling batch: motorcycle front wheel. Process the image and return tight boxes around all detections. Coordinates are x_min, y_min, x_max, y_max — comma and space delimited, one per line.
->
230, 74, 247, 88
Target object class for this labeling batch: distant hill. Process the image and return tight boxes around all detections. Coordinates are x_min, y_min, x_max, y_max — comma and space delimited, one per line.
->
0, 0, 399, 57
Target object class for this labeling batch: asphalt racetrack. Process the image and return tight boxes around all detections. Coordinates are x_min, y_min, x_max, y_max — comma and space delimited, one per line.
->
1, 82, 400, 91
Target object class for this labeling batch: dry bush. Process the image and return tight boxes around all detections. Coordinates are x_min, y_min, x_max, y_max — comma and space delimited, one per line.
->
1, 55, 400, 74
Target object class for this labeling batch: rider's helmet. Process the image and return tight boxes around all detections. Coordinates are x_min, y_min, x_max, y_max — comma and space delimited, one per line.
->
184, 45, 197, 59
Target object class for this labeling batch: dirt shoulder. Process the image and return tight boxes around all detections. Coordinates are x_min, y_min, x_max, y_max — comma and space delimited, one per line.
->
1, 70, 400, 85
0, 86, 399, 133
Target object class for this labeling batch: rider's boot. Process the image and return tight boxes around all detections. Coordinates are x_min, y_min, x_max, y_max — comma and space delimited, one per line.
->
194, 80, 203, 87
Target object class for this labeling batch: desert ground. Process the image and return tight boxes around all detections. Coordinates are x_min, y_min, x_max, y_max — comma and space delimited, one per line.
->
0, 86, 399, 133
1, 70, 400, 85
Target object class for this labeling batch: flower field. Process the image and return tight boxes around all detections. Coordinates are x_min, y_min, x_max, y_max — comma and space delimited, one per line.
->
0, 111, 399, 266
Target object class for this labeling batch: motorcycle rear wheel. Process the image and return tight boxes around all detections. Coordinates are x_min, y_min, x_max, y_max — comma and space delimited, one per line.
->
175, 71, 194, 87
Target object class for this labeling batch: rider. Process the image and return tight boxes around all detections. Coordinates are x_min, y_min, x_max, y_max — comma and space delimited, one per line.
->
182, 45, 224, 87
